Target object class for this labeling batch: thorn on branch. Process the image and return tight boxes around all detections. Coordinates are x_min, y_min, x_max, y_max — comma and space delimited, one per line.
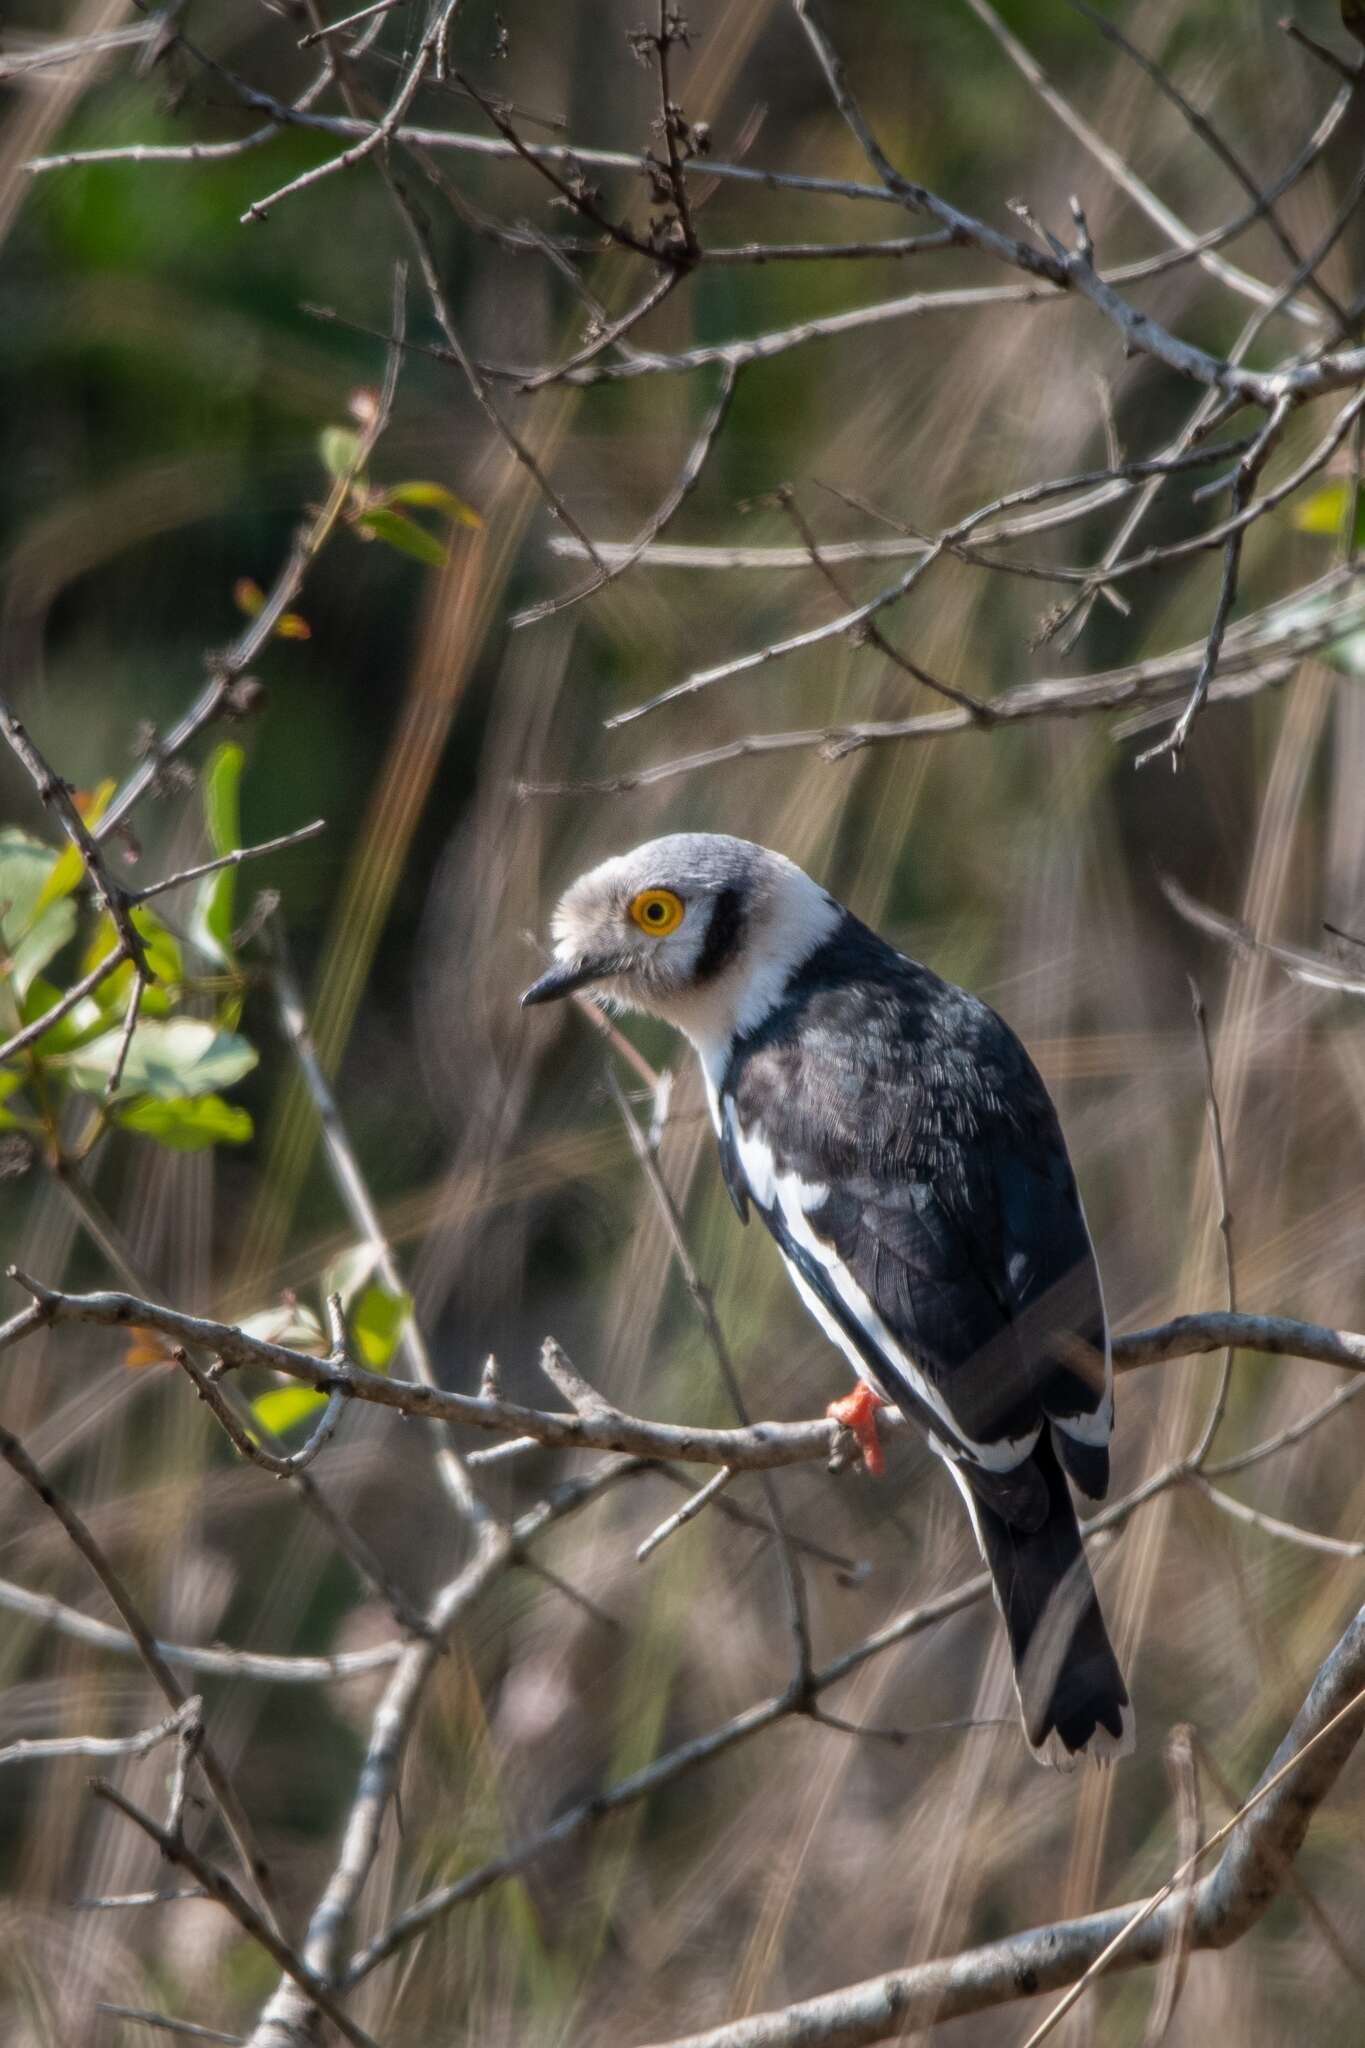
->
539, 1337, 617, 1418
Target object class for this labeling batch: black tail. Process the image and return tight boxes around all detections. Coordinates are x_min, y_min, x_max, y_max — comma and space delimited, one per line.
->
968, 1429, 1132, 1765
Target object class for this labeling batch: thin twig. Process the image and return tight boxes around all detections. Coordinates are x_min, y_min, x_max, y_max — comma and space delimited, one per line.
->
92, 1782, 383, 2048
1194, 1480, 1365, 1559
1135, 396, 1291, 766
603, 1065, 812, 1690
512, 362, 741, 627
636, 1466, 735, 1561
1185, 979, 1237, 1469
94, 2009, 243, 2046
129, 820, 327, 904
1143, 1725, 1201, 2046
0, 1417, 277, 1924
0, 1697, 199, 1770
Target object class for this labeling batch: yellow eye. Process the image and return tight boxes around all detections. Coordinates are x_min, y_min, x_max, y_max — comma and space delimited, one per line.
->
629, 888, 684, 936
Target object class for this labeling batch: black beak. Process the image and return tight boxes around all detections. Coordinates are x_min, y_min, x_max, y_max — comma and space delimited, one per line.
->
520, 956, 616, 1008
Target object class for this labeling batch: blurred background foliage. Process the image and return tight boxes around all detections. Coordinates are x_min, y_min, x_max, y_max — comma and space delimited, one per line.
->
2, 1, 1364, 2043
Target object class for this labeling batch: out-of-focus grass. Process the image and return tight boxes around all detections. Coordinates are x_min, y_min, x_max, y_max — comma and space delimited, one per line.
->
2, 2, 1364, 2044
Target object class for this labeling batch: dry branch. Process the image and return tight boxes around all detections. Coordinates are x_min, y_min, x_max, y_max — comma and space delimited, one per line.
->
8, 1275, 1365, 1470
634, 1603, 1365, 2048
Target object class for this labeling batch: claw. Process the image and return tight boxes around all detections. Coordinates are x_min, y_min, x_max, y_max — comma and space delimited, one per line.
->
826, 1383, 887, 1477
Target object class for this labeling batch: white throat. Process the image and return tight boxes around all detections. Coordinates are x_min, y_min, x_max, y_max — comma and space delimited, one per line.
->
663, 861, 840, 1112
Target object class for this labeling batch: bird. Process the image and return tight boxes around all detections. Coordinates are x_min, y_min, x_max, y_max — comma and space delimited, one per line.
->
521, 833, 1132, 1766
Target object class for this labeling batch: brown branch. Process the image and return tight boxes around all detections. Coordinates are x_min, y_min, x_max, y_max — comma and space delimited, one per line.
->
547, 432, 1260, 573
1070, 0, 1344, 322
1162, 878, 1365, 999
512, 361, 741, 627
129, 819, 327, 904
7, 1276, 1365, 1467
0, 1695, 199, 1771
774, 486, 993, 719
0, 694, 150, 975
1134, 394, 1290, 766
1184, 980, 1238, 1468
966, 0, 1333, 327
92, 1782, 383, 2048
95, 275, 406, 843
631, 1604, 1365, 2048
792, 0, 1365, 407
0, 1413, 278, 1926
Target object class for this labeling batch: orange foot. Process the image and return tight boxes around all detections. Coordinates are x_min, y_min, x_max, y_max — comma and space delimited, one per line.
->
826, 1383, 887, 1477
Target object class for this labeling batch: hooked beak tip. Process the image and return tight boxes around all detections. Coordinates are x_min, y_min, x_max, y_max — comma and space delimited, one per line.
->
520, 957, 605, 1008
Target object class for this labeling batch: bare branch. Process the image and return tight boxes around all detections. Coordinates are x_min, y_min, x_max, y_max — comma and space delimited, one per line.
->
1163, 878, 1365, 998
0, 1413, 277, 1924
1194, 1479, 1365, 1559
129, 820, 327, 904
1184, 979, 1238, 1468
8, 1275, 1365, 1469
93, 1782, 383, 2048
966, 0, 1330, 326
0, 1696, 199, 1771
239, 0, 465, 223
1070, 0, 1344, 321
1135, 396, 1290, 766
178, 1349, 347, 1479
95, 2009, 242, 2046
636, 1466, 735, 1562
513, 363, 740, 626
96, 279, 407, 843
0, 945, 131, 1067
0, 695, 150, 975
629, 1606, 1365, 2048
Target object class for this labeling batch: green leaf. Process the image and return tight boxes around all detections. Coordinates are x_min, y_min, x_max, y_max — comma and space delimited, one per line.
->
17, 976, 92, 1056
190, 871, 235, 967
1291, 480, 1365, 549
251, 1385, 330, 1436
383, 481, 482, 530
320, 426, 363, 481
132, 906, 182, 988
203, 742, 244, 860
116, 1094, 253, 1150
9, 900, 77, 1002
1292, 483, 1351, 536
69, 918, 173, 1022
0, 1071, 23, 1131
350, 1282, 411, 1370
68, 1017, 258, 1101
357, 507, 449, 570
32, 780, 116, 918
0, 830, 60, 950
189, 743, 244, 967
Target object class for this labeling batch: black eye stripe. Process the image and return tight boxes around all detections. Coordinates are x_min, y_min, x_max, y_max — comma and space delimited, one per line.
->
693, 886, 745, 983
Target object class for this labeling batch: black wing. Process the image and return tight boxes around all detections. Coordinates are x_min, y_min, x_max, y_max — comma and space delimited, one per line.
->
722, 919, 1110, 1521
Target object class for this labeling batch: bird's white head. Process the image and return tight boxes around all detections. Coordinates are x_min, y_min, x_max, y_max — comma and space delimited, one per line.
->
521, 832, 840, 1059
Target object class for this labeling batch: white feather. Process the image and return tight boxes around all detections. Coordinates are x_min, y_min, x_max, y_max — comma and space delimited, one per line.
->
1047, 1190, 1114, 1447
729, 1118, 1041, 1474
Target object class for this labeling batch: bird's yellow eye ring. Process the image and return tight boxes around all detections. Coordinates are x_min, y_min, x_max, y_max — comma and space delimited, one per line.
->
629, 888, 684, 936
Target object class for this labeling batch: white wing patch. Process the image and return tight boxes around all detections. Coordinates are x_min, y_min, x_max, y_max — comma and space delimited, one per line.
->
1045, 1190, 1114, 1447
726, 1108, 1041, 1475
